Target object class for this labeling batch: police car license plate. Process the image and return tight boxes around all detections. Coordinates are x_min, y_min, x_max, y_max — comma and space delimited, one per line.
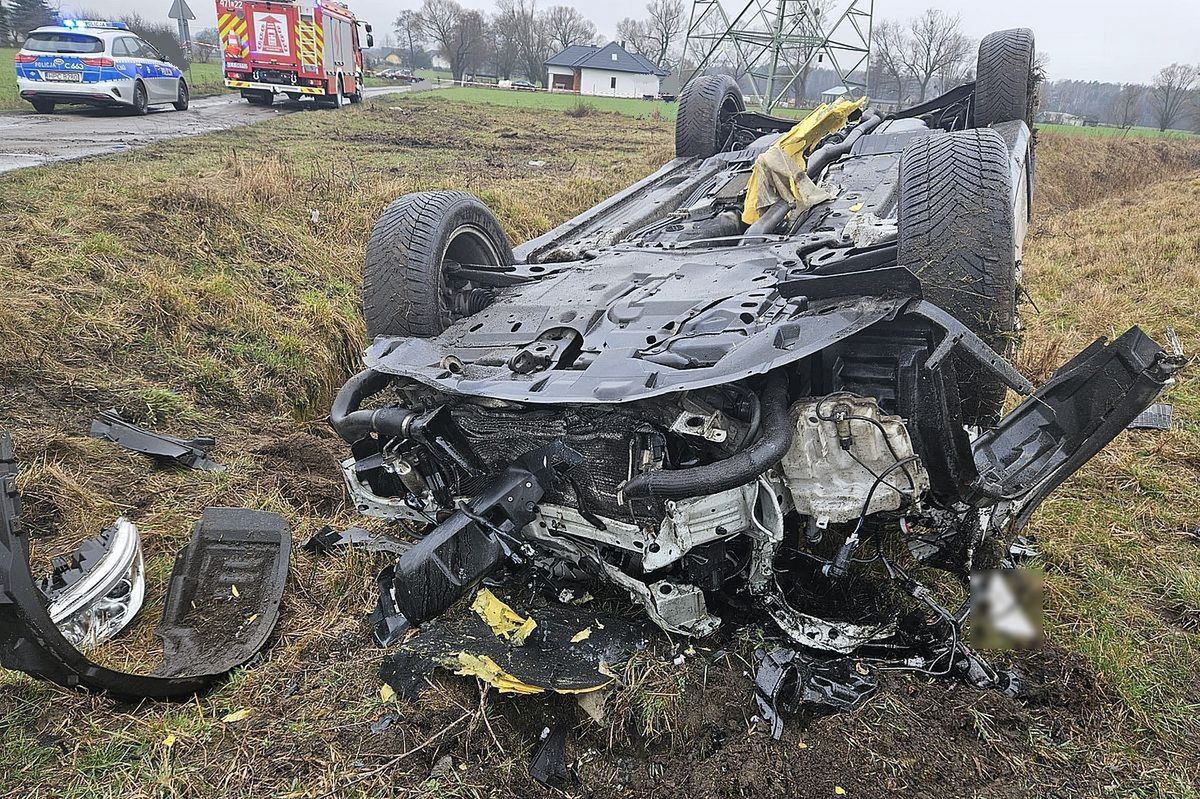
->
44, 71, 83, 82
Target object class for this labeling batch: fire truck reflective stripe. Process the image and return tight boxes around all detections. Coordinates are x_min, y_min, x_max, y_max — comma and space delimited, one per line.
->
296, 20, 321, 71
218, 11, 249, 59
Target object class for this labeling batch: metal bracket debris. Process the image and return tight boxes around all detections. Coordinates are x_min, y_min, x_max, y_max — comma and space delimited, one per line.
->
754, 647, 877, 739
89, 410, 224, 472
302, 525, 411, 556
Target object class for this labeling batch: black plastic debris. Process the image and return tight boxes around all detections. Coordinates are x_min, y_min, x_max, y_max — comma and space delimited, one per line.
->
89, 410, 224, 472
370, 564, 413, 648
1, 435, 290, 701
302, 524, 411, 556
1127, 402, 1174, 431
530, 718, 573, 788
753, 647, 877, 739
379, 589, 648, 700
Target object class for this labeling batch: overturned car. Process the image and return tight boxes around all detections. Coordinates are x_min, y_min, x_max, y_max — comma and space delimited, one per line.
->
333, 30, 1180, 666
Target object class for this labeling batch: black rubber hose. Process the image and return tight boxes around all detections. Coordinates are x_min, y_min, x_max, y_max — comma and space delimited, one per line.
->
621, 372, 793, 501
328, 369, 415, 443
804, 110, 884, 181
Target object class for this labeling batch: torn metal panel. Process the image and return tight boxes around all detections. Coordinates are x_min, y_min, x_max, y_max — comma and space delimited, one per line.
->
0, 432, 289, 700
1127, 402, 1174, 431
36, 518, 145, 649
89, 410, 224, 472
301, 524, 411, 556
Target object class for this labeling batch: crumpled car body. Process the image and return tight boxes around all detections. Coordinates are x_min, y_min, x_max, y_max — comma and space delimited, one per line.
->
331, 82, 1183, 653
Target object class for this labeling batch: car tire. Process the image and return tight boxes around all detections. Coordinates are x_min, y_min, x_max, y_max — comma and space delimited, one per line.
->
246, 90, 272, 106
173, 80, 190, 111
675, 74, 746, 158
362, 191, 513, 339
131, 81, 149, 115
897, 129, 1017, 427
30, 98, 55, 114
974, 28, 1037, 128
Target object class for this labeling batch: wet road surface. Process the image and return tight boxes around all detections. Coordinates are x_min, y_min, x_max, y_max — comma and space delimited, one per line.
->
0, 85, 418, 174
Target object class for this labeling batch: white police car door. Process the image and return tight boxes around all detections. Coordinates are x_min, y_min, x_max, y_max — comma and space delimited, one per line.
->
130, 36, 175, 101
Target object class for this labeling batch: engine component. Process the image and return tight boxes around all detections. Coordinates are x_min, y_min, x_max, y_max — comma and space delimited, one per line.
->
375, 441, 584, 630
782, 395, 929, 523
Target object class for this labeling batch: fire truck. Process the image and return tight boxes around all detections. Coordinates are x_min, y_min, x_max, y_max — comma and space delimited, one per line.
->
216, 0, 373, 106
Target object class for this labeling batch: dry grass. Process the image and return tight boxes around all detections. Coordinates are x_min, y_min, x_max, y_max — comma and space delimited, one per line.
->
2, 110, 1200, 797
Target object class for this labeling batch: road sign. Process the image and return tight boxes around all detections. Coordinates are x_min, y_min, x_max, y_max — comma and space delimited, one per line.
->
168, 0, 196, 20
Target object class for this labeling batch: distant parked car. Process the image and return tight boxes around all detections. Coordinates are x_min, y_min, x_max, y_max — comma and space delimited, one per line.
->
511, 79, 537, 91
14, 20, 189, 115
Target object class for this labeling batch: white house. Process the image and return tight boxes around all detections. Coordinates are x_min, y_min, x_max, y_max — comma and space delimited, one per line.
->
545, 42, 668, 99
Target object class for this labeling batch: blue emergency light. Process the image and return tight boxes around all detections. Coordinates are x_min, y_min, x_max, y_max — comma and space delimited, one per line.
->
59, 19, 130, 30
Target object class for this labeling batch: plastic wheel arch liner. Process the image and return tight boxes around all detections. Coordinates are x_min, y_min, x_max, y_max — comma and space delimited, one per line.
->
0, 432, 290, 701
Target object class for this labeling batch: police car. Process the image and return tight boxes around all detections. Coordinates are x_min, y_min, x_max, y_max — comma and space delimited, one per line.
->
14, 20, 189, 115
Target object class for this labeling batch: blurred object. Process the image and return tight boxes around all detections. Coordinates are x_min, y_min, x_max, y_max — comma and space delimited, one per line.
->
969, 569, 1043, 650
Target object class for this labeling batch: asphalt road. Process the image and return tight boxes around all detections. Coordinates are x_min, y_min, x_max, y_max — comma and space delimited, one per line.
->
0, 85, 417, 174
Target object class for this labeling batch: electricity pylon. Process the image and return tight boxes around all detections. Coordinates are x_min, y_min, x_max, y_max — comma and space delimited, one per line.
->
682, 0, 874, 111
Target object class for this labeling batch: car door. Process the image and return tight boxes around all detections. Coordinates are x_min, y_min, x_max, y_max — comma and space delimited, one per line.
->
132, 37, 175, 101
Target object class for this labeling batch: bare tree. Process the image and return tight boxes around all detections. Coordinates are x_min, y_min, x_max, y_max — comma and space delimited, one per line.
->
544, 5, 596, 51
1110, 83, 1144, 129
898, 9, 972, 102
618, 0, 686, 69
1148, 63, 1198, 131
516, 1, 553, 84
871, 18, 909, 104
784, 0, 832, 106
489, 0, 523, 80
416, 0, 485, 82
393, 9, 426, 71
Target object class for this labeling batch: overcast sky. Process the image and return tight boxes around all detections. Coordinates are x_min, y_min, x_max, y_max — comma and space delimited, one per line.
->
81, 0, 1199, 84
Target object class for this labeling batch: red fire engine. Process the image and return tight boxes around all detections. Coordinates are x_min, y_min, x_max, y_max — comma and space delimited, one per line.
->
217, 0, 373, 107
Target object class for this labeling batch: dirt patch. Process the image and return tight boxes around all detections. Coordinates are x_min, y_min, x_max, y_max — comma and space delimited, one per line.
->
252, 429, 348, 513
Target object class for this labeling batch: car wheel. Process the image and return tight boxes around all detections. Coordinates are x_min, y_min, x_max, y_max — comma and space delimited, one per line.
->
246, 90, 272, 106
30, 98, 55, 114
173, 79, 190, 111
362, 191, 513, 339
974, 28, 1037, 128
131, 81, 149, 115
675, 74, 746, 158
897, 129, 1017, 427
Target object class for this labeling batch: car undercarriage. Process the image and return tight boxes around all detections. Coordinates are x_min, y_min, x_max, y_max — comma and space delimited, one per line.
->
330, 30, 1185, 683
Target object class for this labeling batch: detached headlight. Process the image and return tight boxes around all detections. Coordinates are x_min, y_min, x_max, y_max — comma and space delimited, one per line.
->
38, 518, 145, 650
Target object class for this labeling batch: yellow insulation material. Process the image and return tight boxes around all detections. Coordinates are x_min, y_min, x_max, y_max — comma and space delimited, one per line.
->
742, 98, 868, 225
470, 588, 537, 645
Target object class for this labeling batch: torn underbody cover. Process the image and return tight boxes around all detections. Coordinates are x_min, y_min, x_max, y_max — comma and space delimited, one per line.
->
380, 589, 648, 699
0, 432, 290, 700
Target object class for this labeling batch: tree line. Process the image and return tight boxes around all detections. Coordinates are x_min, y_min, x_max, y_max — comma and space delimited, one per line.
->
1043, 66, 1200, 132
388, 0, 687, 84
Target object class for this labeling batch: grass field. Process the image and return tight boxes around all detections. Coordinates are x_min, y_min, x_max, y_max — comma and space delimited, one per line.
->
1, 96, 1199, 797
0, 49, 229, 112
1040, 121, 1199, 139
432, 83, 679, 120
